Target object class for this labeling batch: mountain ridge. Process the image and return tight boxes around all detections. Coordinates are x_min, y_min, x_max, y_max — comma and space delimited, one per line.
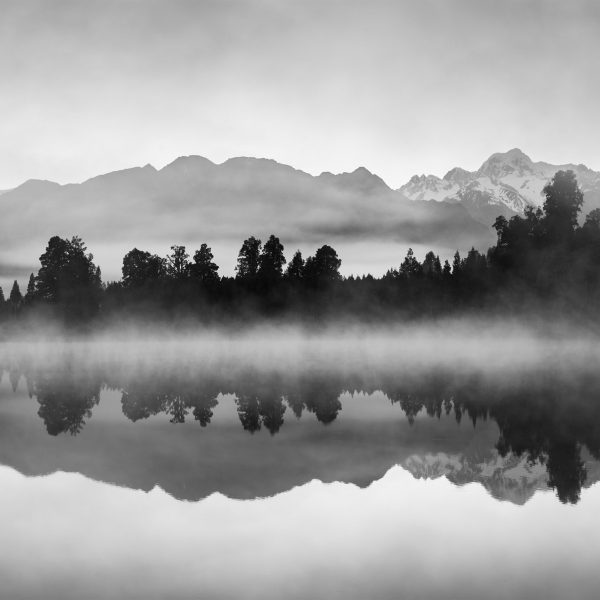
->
399, 148, 600, 226
0, 148, 598, 285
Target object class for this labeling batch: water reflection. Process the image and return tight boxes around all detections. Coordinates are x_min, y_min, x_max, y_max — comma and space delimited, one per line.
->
2, 348, 600, 505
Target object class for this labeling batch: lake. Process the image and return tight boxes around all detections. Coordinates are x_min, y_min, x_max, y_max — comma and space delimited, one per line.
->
1, 324, 599, 599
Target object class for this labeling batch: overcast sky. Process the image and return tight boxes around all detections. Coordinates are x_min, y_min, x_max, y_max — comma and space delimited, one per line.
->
0, 0, 598, 189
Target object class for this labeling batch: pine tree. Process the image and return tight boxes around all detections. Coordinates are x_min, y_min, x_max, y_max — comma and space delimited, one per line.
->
236, 237, 261, 279
285, 250, 305, 279
452, 251, 462, 276
9, 280, 22, 305
399, 248, 422, 279
191, 244, 219, 283
258, 235, 286, 281
25, 273, 36, 302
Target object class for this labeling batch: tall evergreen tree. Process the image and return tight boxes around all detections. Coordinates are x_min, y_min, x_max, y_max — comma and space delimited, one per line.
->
399, 248, 422, 279
236, 237, 261, 279
25, 273, 36, 302
452, 251, 462, 276
190, 244, 219, 283
35, 235, 102, 320
542, 170, 583, 242
258, 235, 286, 281
285, 250, 305, 279
305, 245, 341, 283
166, 245, 190, 279
9, 280, 22, 305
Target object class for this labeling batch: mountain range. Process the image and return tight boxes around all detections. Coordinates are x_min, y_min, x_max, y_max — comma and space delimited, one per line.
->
399, 148, 600, 226
0, 148, 598, 284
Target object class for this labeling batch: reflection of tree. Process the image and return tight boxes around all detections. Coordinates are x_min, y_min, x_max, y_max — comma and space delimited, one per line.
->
235, 394, 261, 433
547, 440, 587, 504
492, 392, 590, 505
303, 377, 342, 425
121, 376, 220, 427
381, 373, 600, 505
259, 393, 286, 435
121, 389, 165, 421
34, 368, 101, 436
190, 394, 219, 427
234, 378, 287, 434
9, 367, 21, 392
7, 352, 600, 505
285, 392, 305, 419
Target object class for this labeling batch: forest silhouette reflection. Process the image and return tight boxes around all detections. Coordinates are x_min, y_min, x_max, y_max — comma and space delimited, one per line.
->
3, 350, 600, 505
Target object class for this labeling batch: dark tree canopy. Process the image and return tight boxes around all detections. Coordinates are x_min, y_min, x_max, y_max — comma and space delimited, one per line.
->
35, 235, 102, 321
285, 250, 305, 280
122, 248, 166, 287
166, 245, 190, 279
9, 280, 22, 305
236, 236, 262, 280
304, 245, 342, 283
400, 248, 422, 279
542, 169, 584, 241
258, 235, 286, 281
190, 244, 219, 283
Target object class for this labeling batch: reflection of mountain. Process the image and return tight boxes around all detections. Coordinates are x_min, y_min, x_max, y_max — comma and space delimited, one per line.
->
2, 351, 600, 505
404, 451, 550, 505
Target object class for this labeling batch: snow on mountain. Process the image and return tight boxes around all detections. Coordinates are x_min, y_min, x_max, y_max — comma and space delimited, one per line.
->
399, 148, 600, 226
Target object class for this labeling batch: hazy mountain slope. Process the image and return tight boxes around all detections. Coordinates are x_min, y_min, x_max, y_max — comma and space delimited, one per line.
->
0, 156, 492, 283
399, 148, 600, 226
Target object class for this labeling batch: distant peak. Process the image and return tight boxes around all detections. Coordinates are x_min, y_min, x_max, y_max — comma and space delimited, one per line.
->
15, 178, 61, 191
161, 155, 215, 171
443, 167, 471, 182
478, 148, 533, 178
483, 148, 532, 164
407, 174, 442, 184
352, 166, 374, 176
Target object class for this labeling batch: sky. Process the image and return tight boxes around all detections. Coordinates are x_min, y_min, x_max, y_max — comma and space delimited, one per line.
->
0, 0, 599, 190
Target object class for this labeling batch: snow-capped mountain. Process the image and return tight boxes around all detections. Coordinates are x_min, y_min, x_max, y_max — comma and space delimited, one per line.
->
399, 148, 600, 226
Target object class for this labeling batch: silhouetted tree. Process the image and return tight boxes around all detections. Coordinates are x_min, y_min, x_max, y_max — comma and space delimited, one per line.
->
9, 280, 22, 306
190, 244, 219, 283
236, 237, 261, 280
400, 248, 422, 279
24, 273, 36, 303
122, 248, 166, 287
305, 245, 341, 284
285, 250, 305, 280
258, 235, 286, 281
35, 235, 102, 321
542, 170, 583, 243
166, 245, 190, 279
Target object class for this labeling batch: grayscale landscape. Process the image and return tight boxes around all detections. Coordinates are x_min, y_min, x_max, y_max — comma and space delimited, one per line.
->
1, 1, 600, 599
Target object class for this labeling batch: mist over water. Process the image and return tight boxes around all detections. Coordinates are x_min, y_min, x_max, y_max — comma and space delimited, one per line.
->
5, 317, 600, 377
2, 317, 600, 600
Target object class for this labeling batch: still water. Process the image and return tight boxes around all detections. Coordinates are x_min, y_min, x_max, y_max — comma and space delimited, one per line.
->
1, 329, 600, 599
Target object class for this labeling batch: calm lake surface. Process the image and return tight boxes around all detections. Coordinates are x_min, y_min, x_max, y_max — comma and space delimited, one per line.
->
1, 328, 600, 599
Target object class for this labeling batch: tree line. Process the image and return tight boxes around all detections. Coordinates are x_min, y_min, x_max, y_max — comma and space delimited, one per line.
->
2, 169, 600, 325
